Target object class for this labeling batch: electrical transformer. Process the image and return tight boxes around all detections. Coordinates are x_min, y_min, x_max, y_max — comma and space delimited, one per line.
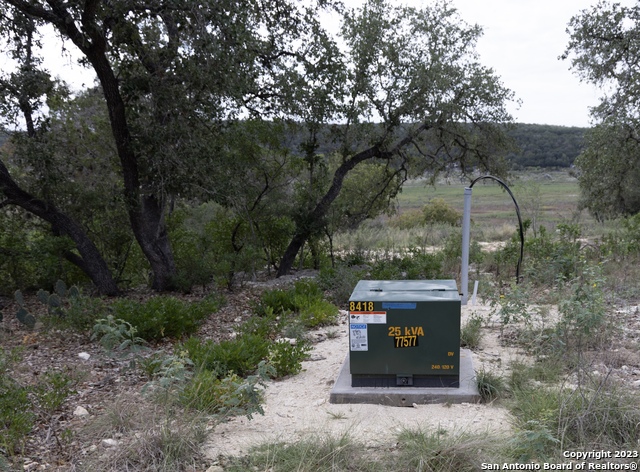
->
348, 280, 461, 388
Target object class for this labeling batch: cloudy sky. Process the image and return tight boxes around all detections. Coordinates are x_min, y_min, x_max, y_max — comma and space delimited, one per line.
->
27, 0, 635, 128
450, 0, 634, 127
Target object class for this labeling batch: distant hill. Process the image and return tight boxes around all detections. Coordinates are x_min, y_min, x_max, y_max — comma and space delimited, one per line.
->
0, 123, 586, 170
507, 124, 587, 168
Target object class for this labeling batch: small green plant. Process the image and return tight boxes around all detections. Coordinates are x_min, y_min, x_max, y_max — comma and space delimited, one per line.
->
509, 420, 560, 462
0, 348, 34, 456
34, 370, 77, 416
255, 279, 339, 327
110, 295, 222, 341
556, 263, 608, 351
491, 283, 532, 327
395, 427, 505, 472
142, 352, 194, 392
476, 369, 506, 403
180, 334, 271, 378
268, 339, 311, 378
91, 315, 147, 353
225, 433, 365, 472
180, 362, 272, 417
317, 264, 363, 306
460, 313, 483, 349
44, 291, 107, 332
13, 281, 100, 331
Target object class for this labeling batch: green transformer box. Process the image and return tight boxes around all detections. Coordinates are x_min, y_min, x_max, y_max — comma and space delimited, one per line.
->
348, 280, 461, 388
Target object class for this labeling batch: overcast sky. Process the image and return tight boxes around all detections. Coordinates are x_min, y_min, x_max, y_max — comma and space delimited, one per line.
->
450, 0, 634, 127
23, 0, 636, 128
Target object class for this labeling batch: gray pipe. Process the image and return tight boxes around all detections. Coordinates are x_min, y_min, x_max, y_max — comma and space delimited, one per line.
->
461, 187, 472, 305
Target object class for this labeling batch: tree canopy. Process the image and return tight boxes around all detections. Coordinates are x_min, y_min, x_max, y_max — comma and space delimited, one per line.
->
0, 0, 516, 292
564, 1, 640, 217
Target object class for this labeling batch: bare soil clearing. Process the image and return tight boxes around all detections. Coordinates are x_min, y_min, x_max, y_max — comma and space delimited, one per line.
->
204, 302, 515, 461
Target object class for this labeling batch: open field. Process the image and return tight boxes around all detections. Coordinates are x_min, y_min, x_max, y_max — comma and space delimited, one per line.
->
396, 170, 598, 236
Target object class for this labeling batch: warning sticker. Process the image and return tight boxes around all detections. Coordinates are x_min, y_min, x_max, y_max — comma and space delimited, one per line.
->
349, 311, 387, 324
350, 324, 368, 351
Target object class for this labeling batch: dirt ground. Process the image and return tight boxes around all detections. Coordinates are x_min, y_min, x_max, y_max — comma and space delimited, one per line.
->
204, 302, 516, 462
3, 277, 640, 470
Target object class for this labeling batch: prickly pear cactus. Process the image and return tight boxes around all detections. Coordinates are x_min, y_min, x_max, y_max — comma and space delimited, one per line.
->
36, 289, 49, 305
16, 307, 36, 329
54, 280, 67, 298
14, 290, 36, 328
14, 289, 25, 307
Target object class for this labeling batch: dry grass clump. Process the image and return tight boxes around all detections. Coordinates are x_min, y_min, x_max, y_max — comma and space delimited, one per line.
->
77, 394, 209, 472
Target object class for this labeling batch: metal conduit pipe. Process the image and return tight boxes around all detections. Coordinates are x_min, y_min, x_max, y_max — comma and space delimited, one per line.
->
460, 175, 525, 305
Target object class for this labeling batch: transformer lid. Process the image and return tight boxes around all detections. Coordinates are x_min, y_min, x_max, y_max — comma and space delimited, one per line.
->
349, 289, 460, 302
351, 279, 459, 294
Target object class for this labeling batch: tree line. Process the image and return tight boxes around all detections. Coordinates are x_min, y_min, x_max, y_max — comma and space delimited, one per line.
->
0, 0, 514, 295
0, 0, 637, 295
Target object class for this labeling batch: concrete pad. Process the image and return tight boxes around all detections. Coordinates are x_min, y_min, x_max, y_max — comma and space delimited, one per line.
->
329, 349, 480, 406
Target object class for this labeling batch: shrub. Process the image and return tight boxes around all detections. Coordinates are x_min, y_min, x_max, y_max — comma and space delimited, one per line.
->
389, 209, 425, 229
180, 334, 270, 378
92, 315, 147, 353
556, 263, 607, 350
460, 313, 483, 349
317, 264, 363, 306
510, 377, 640, 452
423, 198, 462, 226
110, 295, 222, 341
268, 340, 311, 377
367, 250, 444, 281
255, 279, 339, 327
179, 367, 268, 417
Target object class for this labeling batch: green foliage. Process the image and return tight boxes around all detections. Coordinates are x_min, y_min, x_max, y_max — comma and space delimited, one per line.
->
0, 211, 88, 296
367, 250, 445, 281
0, 348, 34, 456
255, 279, 339, 328
394, 427, 503, 472
226, 434, 365, 472
13, 281, 106, 332
47, 291, 107, 331
268, 340, 311, 378
460, 313, 483, 349
509, 421, 560, 462
33, 370, 77, 417
13, 289, 35, 328
91, 315, 147, 353
423, 198, 462, 226
510, 376, 640, 452
317, 264, 363, 306
556, 263, 607, 349
389, 209, 425, 229
476, 369, 507, 403
565, 3, 640, 218
491, 283, 532, 327
181, 334, 271, 378
110, 295, 222, 341
491, 224, 582, 286
180, 306, 312, 381
179, 364, 270, 418
506, 124, 586, 169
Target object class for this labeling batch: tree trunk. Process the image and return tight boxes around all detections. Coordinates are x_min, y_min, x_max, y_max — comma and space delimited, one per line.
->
0, 161, 119, 295
277, 146, 383, 276
81, 26, 178, 290
135, 194, 177, 291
